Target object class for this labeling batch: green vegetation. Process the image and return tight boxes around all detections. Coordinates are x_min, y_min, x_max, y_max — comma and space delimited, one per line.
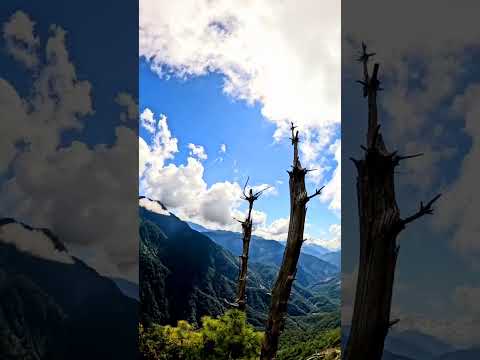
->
139, 206, 341, 359
277, 328, 340, 360
276, 312, 340, 360
139, 310, 262, 360
139, 308, 340, 360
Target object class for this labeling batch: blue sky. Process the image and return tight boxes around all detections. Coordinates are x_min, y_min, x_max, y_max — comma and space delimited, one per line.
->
139, 58, 340, 248
0, 2, 139, 281
138, 0, 340, 249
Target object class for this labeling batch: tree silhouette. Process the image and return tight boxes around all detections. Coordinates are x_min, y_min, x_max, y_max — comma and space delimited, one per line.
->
260, 123, 324, 360
227, 177, 270, 311
344, 43, 441, 360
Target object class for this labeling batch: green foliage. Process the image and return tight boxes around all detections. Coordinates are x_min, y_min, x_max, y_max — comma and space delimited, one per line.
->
277, 312, 341, 360
276, 328, 341, 360
139, 310, 263, 360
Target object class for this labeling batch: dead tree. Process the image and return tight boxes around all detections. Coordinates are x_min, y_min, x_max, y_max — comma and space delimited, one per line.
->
233, 178, 271, 311
260, 123, 324, 360
344, 43, 441, 360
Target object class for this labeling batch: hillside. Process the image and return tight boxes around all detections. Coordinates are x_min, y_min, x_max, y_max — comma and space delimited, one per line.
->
139, 202, 340, 329
204, 230, 338, 286
0, 219, 137, 360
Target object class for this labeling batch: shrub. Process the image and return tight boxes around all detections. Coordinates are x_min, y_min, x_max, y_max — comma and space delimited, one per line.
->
139, 310, 263, 360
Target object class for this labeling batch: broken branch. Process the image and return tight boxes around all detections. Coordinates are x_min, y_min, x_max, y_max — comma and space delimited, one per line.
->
306, 186, 325, 202
399, 194, 442, 227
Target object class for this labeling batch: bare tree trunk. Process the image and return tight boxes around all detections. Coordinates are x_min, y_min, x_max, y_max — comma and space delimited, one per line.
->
344, 44, 441, 360
260, 124, 323, 360
236, 218, 252, 311
235, 180, 270, 311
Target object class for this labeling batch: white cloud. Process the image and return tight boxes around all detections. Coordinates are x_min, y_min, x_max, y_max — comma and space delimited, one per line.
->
320, 139, 341, 211
139, 197, 170, 216
248, 184, 278, 197
140, 107, 157, 133
140, 0, 340, 136
454, 285, 480, 317
0, 15, 138, 281
254, 217, 290, 241
307, 223, 341, 250
139, 112, 287, 234
140, 0, 341, 213
0, 223, 73, 264
3, 11, 40, 69
116, 93, 138, 122
139, 110, 179, 180
220, 143, 227, 153
343, 1, 480, 195
432, 84, 480, 258
140, 113, 240, 228
188, 143, 208, 160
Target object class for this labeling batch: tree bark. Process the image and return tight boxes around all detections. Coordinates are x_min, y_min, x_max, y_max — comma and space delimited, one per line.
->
236, 217, 252, 311
232, 179, 270, 311
260, 124, 323, 360
344, 44, 441, 360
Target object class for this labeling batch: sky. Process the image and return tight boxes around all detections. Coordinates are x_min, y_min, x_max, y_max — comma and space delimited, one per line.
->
139, 0, 341, 250
341, 0, 480, 348
0, 1, 139, 281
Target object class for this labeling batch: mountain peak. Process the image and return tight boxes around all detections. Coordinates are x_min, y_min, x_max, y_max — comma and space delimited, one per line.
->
139, 196, 170, 215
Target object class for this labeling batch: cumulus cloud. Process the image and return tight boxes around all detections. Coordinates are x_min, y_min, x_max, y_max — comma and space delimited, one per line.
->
3, 11, 40, 69
140, 0, 341, 212
432, 84, 480, 258
306, 223, 341, 250
140, 107, 157, 133
139, 109, 178, 180
320, 139, 340, 212
0, 223, 73, 264
188, 143, 208, 160
0, 14, 138, 281
139, 197, 170, 216
343, 0, 480, 192
454, 285, 480, 318
116, 92, 139, 122
254, 217, 290, 241
220, 143, 227, 153
139, 112, 286, 233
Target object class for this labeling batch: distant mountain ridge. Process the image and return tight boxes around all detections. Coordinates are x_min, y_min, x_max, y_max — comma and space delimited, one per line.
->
204, 229, 339, 285
0, 218, 137, 360
112, 277, 139, 300
139, 201, 340, 329
342, 325, 472, 360
186, 221, 341, 269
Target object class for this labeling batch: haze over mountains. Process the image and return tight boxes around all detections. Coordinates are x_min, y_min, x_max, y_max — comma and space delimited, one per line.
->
0, 218, 137, 360
187, 221, 341, 270
139, 197, 340, 330
343, 325, 479, 360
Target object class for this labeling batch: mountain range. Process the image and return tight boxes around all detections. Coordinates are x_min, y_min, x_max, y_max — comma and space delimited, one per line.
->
187, 220, 341, 269
139, 199, 340, 330
342, 325, 480, 360
0, 218, 137, 360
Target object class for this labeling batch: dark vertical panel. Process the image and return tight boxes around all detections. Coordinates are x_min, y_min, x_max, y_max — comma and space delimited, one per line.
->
0, 1, 138, 359
342, 1, 480, 358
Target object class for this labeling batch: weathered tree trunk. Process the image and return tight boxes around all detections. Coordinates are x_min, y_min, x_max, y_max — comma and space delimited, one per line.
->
236, 218, 252, 311
260, 124, 323, 360
226, 178, 270, 311
235, 180, 269, 311
344, 44, 441, 360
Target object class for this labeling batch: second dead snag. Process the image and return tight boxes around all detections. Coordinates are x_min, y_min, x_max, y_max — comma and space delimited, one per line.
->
234, 178, 270, 311
344, 43, 441, 360
260, 123, 324, 360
